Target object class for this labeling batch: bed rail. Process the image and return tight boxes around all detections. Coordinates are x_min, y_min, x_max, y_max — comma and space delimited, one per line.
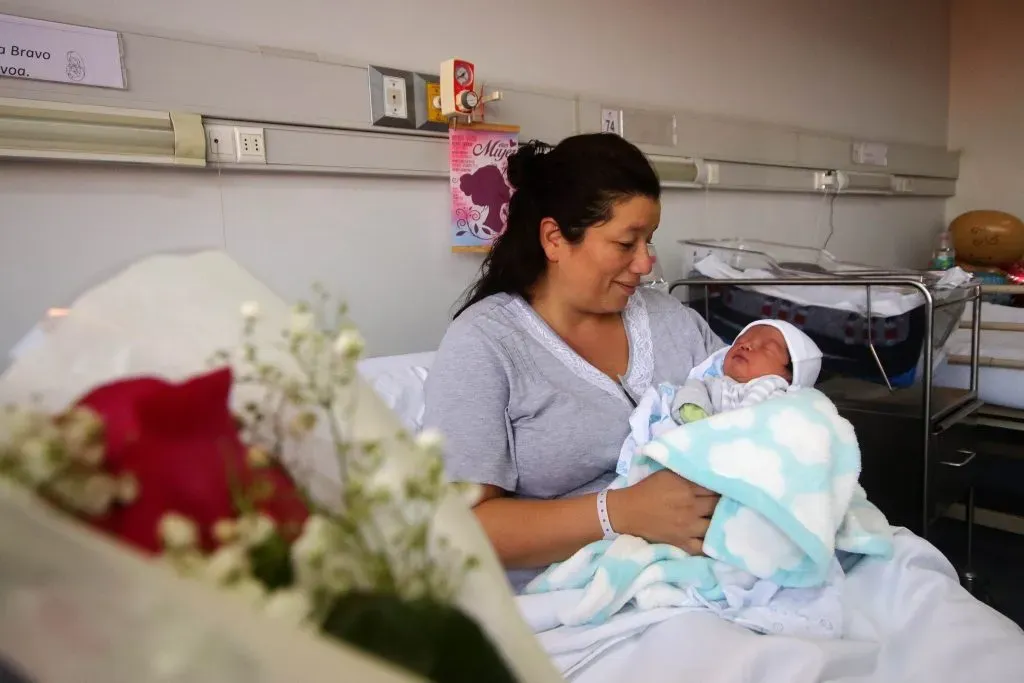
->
668, 276, 982, 423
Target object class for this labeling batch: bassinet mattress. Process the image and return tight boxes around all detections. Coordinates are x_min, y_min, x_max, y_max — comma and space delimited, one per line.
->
692, 254, 926, 318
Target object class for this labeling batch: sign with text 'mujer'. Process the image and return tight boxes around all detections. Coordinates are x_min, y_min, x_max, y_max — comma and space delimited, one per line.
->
450, 123, 519, 253
0, 14, 126, 89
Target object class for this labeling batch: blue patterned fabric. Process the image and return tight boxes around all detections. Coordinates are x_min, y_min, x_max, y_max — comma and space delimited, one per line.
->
527, 388, 893, 631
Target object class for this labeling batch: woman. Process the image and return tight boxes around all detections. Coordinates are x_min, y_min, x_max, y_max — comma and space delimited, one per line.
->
423, 133, 724, 589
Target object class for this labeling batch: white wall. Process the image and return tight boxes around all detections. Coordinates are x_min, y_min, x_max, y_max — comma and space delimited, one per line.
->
946, 0, 1024, 222
0, 0, 952, 359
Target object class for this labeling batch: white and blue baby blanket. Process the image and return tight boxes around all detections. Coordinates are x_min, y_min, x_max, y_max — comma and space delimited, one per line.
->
527, 386, 893, 636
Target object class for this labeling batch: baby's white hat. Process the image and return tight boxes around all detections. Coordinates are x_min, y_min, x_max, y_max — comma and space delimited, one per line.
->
737, 319, 823, 388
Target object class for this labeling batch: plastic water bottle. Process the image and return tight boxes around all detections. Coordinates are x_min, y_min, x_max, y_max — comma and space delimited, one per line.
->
931, 230, 956, 270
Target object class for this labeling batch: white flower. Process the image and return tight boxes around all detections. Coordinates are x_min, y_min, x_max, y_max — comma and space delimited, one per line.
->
370, 457, 407, 500
240, 301, 261, 320
332, 329, 365, 359
159, 513, 198, 550
454, 481, 483, 507
414, 428, 445, 453
74, 445, 105, 468
290, 310, 315, 336
292, 515, 333, 588
78, 475, 117, 516
293, 515, 331, 561
20, 438, 58, 485
320, 554, 357, 593
161, 549, 206, 577
236, 513, 275, 548
0, 406, 36, 448
246, 446, 271, 468
61, 408, 104, 452
227, 578, 267, 606
263, 589, 312, 626
116, 474, 139, 504
204, 544, 250, 585
287, 412, 318, 438
212, 518, 238, 544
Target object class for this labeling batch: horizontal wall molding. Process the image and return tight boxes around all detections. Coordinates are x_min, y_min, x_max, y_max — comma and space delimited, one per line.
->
0, 16, 957, 195
576, 100, 958, 179
206, 118, 955, 197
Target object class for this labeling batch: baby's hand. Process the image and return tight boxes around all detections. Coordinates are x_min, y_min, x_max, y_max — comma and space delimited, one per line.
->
678, 404, 709, 423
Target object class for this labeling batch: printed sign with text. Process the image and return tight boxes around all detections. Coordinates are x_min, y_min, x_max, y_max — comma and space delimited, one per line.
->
450, 124, 519, 253
0, 14, 125, 89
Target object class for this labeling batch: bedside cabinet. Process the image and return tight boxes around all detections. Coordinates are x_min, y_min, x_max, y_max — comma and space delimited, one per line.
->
820, 379, 982, 537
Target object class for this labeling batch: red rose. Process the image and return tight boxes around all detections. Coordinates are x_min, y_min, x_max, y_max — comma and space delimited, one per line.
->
76, 368, 309, 554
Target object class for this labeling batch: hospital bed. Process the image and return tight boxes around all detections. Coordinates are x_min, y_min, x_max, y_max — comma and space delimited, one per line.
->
354, 307, 1024, 683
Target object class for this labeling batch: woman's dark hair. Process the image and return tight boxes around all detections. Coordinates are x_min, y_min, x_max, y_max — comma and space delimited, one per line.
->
454, 133, 661, 318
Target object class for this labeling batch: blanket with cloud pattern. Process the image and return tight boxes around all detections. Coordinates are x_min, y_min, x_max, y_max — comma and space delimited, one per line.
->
525, 386, 893, 635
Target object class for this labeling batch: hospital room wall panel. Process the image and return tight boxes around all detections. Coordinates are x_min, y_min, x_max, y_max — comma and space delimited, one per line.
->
947, 0, 1024, 222
2, 0, 949, 146
0, 0, 952, 362
0, 163, 944, 360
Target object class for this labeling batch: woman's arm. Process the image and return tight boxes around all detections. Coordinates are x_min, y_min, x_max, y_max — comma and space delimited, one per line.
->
473, 475, 717, 568
423, 320, 617, 567
472, 485, 605, 568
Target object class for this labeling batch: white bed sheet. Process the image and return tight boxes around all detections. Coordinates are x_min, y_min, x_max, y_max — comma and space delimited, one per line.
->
521, 529, 1024, 683
692, 255, 926, 318
350, 352, 1024, 682
353, 351, 1024, 682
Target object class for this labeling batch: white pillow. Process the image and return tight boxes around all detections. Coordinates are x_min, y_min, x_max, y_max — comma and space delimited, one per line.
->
357, 352, 435, 433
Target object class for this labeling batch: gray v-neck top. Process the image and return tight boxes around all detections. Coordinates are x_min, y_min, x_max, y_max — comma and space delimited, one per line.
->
423, 288, 724, 501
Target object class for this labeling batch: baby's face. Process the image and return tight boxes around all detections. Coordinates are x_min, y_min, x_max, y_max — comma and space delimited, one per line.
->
723, 325, 792, 384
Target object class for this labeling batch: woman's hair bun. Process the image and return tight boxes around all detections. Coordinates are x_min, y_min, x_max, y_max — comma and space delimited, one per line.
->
506, 139, 553, 191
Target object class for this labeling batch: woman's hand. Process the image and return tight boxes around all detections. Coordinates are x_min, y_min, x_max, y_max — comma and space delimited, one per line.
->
608, 471, 719, 554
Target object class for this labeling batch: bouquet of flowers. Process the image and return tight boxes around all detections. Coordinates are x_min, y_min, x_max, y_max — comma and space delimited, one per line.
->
0, 285, 514, 683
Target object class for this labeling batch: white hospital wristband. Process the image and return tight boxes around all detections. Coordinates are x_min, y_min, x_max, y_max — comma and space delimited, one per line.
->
596, 490, 618, 539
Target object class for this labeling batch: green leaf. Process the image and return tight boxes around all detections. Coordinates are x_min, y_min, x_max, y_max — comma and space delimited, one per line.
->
248, 532, 294, 590
322, 593, 517, 683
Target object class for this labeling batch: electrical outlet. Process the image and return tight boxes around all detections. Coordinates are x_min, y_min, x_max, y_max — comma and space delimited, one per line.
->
814, 170, 838, 191
205, 124, 236, 162
369, 65, 416, 130
233, 126, 266, 164
413, 72, 447, 132
892, 177, 914, 193
383, 75, 408, 118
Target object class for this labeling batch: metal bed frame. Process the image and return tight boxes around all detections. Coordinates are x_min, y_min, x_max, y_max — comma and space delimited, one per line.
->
668, 274, 984, 541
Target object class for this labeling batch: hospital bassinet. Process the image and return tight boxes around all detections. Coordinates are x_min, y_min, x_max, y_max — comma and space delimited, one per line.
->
669, 241, 984, 567
681, 239, 967, 387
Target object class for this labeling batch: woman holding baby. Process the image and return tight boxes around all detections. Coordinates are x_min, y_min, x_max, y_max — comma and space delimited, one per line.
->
423, 134, 1024, 682
423, 133, 738, 590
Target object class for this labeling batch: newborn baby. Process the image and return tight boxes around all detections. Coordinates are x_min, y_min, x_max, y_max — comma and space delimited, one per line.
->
673, 319, 823, 423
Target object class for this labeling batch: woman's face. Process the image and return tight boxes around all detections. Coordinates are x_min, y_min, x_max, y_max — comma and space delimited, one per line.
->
543, 195, 661, 314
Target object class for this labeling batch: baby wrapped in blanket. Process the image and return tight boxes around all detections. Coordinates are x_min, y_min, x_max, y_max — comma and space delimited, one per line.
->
614, 319, 823, 478
673, 319, 822, 421
527, 319, 894, 638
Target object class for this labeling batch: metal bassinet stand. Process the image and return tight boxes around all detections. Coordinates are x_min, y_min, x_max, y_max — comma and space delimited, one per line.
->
670, 275, 983, 586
